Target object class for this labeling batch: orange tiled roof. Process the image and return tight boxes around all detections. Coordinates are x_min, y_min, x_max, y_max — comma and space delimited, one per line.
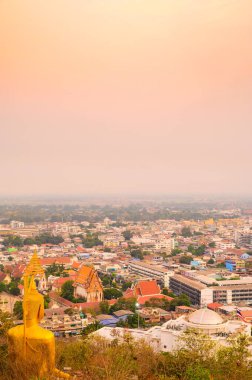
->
136, 280, 161, 296
74, 265, 103, 293
72, 262, 81, 269
40, 257, 71, 265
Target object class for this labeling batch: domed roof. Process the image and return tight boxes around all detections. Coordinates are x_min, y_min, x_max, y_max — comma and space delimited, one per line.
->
188, 309, 224, 325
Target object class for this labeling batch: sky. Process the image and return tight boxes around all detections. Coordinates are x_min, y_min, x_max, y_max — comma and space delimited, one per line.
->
0, 0, 252, 197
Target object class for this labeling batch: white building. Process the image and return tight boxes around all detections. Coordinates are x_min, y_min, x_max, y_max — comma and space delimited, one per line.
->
93, 308, 250, 352
129, 261, 174, 287
155, 238, 175, 253
170, 273, 252, 307
10, 220, 25, 229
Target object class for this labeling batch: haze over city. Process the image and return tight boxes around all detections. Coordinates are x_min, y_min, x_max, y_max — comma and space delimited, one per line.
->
1, 0, 252, 197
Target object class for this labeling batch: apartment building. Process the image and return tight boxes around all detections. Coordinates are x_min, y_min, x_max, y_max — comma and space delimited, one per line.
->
10, 221, 25, 229
235, 231, 252, 249
128, 261, 173, 287
155, 238, 175, 253
170, 273, 252, 307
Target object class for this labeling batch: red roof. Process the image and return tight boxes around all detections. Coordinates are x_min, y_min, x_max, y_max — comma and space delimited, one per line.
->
124, 280, 164, 300
72, 261, 81, 269
136, 280, 160, 296
124, 288, 135, 299
207, 302, 223, 311
40, 257, 71, 266
52, 275, 77, 287
239, 310, 252, 319
76, 246, 85, 252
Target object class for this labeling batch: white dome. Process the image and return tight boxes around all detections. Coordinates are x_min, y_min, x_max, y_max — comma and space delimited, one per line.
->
188, 309, 223, 325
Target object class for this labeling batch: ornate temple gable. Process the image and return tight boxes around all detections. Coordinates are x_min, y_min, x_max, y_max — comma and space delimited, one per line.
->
73, 264, 103, 301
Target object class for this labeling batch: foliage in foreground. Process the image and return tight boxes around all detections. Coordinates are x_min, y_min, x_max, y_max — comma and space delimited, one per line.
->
1, 325, 252, 379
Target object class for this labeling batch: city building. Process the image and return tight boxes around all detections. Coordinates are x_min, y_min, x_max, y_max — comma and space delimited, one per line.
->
170, 273, 252, 307
124, 279, 173, 305
73, 265, 103, 302
128, 261, 173, 287
93, 308, 250, 352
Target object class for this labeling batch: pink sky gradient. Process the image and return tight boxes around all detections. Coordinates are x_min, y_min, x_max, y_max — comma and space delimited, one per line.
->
0, 0, 252, 196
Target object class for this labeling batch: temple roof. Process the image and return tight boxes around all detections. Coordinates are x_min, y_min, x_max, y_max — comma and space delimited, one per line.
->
74, 265, 103, 292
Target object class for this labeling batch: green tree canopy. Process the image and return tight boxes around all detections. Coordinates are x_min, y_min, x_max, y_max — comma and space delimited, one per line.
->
122, 230, 133, 241
181, 227, 192, 237
13, 301, 23, 320
104, 288, 123, 300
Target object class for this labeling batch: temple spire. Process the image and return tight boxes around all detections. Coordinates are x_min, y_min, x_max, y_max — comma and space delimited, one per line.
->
24, 250, 44, 277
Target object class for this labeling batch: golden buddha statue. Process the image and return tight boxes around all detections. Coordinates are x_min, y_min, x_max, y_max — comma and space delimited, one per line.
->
8, 252, 70, 379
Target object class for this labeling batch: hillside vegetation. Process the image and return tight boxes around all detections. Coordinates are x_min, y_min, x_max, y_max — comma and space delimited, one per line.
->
1, 312, 252, 380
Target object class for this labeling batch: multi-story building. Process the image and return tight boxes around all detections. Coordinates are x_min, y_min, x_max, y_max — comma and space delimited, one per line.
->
10, 221, 25, 229
235, 231, 252, 249
170, 273, 252, 307
155, 238, 175, 253
128, 261, 173, 287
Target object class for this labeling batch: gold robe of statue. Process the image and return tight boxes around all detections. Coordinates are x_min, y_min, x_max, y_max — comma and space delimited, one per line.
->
8, 253, 69, 379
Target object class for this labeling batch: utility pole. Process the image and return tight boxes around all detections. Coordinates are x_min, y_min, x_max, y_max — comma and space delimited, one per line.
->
136, 302, 140, 328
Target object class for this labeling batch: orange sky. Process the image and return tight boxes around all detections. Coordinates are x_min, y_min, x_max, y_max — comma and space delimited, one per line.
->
0, 1, 252, 196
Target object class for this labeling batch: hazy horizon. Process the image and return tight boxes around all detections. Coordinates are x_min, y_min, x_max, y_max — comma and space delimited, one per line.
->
1, 0, 252, 196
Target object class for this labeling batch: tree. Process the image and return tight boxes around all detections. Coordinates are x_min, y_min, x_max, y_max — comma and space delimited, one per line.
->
0, 282, 6, 293
24, 234, 64, 246
179, 255, 193, 265
110, 297, 137, 313
81, 321, 102, 336
214, 334, 252, 379
99, 300, 110, 314
171, 248, 182, 256
60, 280, 86, 303
99, 273, 116, 288
195, 245, 206, 256
117, 313, 145, 328
162, 288, 175, 297
188, 244, 195, 254
193, 231, 203, 236
82, 233, 103, 248
64, 308, 75, 316
7, 282, 20, 296
13, 301, 23, 320
46, 263, 65, 277
145, 297, 170, 309
207, 258, 214, 265
122, 281, 132, 291
130, 249, 144, 260
61, 280, 75, 301
104, 288, 123, 300
3, 235, 23, 248
169, 294, 191, 311
181, 227, 192, 237
186, 365, 211, 380
209, 242, 216, 248
122, 230, 133, 241
0, 310, 13, 337
44, 295, 50, 309
23, 237, 36, 245
188, 244, 206, 256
